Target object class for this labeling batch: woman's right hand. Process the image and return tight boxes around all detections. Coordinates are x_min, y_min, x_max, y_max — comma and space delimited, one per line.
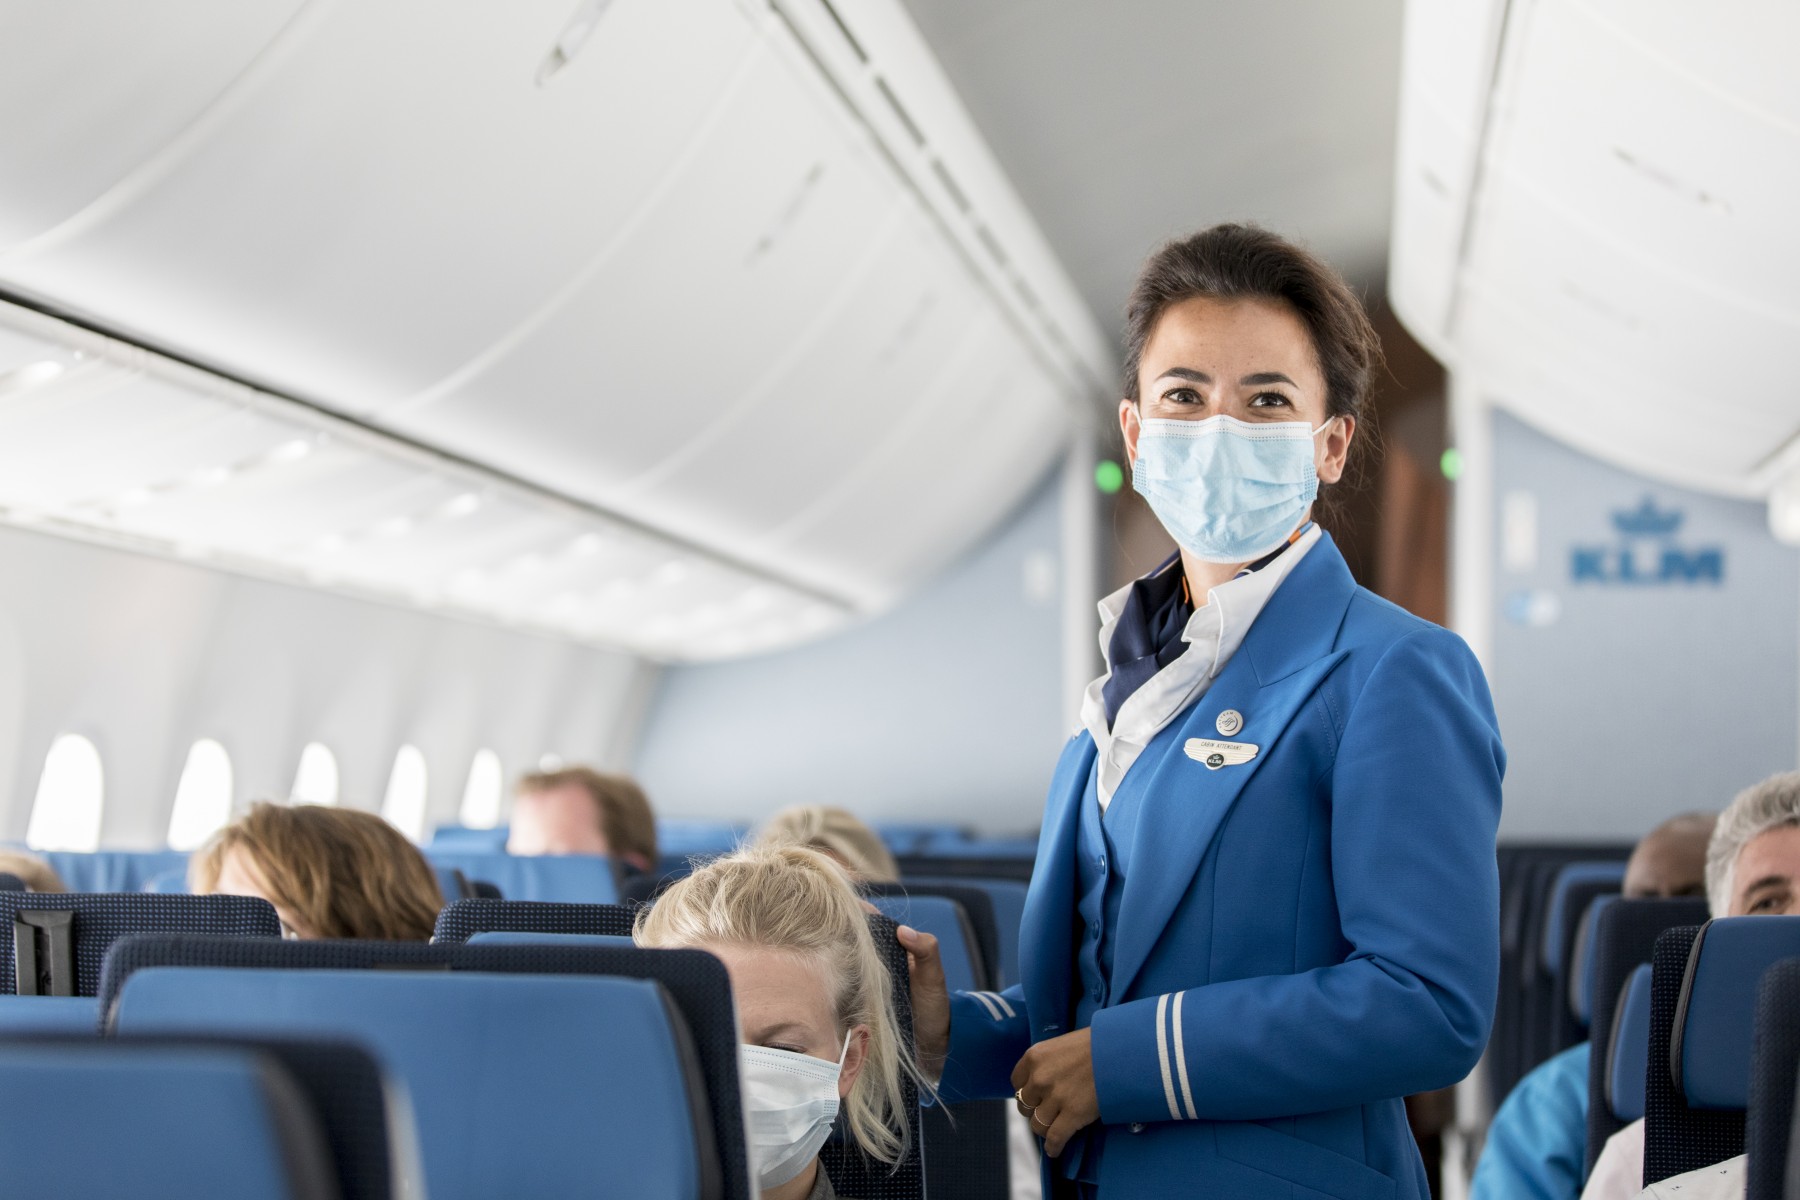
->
896, 924, 949, 1083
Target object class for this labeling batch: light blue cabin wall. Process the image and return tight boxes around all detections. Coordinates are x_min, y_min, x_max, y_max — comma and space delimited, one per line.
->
634, 467, 1071, 834
1487, 411, 1800, 840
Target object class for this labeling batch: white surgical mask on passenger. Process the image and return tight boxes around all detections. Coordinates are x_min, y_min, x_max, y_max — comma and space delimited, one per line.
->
1131, 413, 1336, 563
738, 1033, 851, 1190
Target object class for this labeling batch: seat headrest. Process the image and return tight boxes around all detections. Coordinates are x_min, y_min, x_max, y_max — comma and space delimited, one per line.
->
1606, 963, 1653, 1122
1571, 893, 1620, 1026
1542, 861, 1627, 974
1673, 916, 1800, 1109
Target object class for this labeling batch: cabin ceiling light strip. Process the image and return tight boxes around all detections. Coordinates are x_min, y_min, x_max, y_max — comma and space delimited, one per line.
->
0, 303, 850, 662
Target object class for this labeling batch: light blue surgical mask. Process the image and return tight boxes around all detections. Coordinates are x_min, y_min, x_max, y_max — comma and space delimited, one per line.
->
1131, 414, 1336, 563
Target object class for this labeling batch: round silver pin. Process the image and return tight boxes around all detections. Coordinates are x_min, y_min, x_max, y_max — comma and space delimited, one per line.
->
1216, 709, 1243, 736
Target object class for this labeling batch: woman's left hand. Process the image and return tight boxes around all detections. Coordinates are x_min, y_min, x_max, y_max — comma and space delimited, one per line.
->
1011, 1029, 1100, 1157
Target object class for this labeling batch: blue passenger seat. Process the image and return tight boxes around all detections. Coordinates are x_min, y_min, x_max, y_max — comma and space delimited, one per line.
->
0, 891, 280, 996
0, 872, 25, 892
907, 875, 1027, 989
1644, 918, 1800, 1184
424, 851, 618, 903
0, 1039, 339, 1200
98, 933, 754, 1200
1603, 964, 1653, 1123
1745, 957, 1800, 1200
865, 893, 986, 993
427, 824, 510, 853
115, 969, 723, 1200
0, 995, 100, 1034
39, 850, 191, 893
432, 898, 635, 943
1583, 895, 1711, 1171
468, 930, 635, 948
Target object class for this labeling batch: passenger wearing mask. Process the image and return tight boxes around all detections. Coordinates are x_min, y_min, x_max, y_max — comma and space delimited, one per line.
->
635, 844, 927, 1200
1582, 774, 1800, 1200
507, 766, 658, 878
755, 806, 900, 883
191, 801, 443, 940
1471, 812, 1715, 1200
0, 850, 67, 893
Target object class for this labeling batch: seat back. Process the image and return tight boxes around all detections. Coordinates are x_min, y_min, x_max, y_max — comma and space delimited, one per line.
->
820, 911, 925, 1200
429, 865, 470, 903
865, 893, 987, 993
468, 931, 635, 948
1604, 964, 1653, 1124
0, 1038, 339, 1200
0, 872, 24, 892
1569, 893, 1619, 1030
0, 994, 100, 1034
426, 899, 926, 1200
907, 876, 1028, 989
1540, 862, 1626, 1060
426, 825, 509, 853
433, 898, 634, 943
1672, 918, 1800, 1111
99, 933, 752, 1200
117, 968, 720, 1200
866, 882, 999, 992
1643, 924, 1743, 1184
424, 852, 618, 903
1584, 896, 1712, 1170
38, 850, 192, 894
656, 821, 745, 862
0, 891, 280, 995
1747, 958, 1800, 1200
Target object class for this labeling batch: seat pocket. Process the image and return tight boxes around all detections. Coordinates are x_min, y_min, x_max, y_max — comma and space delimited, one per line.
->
1214, 1121, 1398, 1200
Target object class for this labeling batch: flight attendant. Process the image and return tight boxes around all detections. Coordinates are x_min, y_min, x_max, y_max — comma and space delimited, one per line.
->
900, 223, 1504, 1199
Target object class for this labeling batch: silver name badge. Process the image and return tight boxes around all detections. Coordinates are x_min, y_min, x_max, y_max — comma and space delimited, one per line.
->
1184, 739, 1260, 770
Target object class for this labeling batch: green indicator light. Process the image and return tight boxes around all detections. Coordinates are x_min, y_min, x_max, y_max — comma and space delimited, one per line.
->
1094, 460, 1124, 494
1440, 448, 1464, 482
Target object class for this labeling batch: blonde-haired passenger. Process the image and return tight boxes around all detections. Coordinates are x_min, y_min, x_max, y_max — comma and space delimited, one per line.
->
192, 802, 443, 940
636, 844, 924, 1200
0, 851, 66, 893
755, 806, 899, 884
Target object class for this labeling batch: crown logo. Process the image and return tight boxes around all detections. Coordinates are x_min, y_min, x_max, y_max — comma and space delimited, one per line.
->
1612, 496, 1684, 538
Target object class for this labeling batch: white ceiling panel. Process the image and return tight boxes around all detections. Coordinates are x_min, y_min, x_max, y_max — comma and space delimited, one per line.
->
1391, 0, 1800, 498
0, 0, 306, 248
1496, 0, 1800, 319
0, 0, 759, 410
384, 31, 905, 493
0, 0, 1099, 640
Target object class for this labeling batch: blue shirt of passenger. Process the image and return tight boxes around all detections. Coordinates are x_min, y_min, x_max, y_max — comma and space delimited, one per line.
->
1470, 1041, 1592, 1200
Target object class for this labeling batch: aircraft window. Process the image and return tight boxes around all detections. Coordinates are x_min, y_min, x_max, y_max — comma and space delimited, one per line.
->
166, 738, 234, 851
25, 734, 104, 852
459, 748, 505, 829
291, 742, 340, 806
382, 745, 429, 841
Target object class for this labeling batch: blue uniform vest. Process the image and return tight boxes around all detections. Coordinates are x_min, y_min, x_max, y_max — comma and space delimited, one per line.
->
1064, 717, 1177, 1181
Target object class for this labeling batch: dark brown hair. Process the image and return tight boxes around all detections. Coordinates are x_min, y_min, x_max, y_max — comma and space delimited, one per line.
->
1123, 223, 1383, 487
516, 766, 659, 866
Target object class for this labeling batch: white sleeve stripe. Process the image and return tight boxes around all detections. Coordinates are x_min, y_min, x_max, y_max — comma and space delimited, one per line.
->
1154, 993, 1181, 1122
1171, 991, 1197, 1120
985, 992, 1017, 1020
967, 990, 1003, 1021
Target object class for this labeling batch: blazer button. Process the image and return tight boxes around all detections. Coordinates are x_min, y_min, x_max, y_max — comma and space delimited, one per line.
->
1129, 1123, 1145, 1134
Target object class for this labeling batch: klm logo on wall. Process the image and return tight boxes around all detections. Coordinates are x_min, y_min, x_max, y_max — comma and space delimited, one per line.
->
1572, 496, 1725, 586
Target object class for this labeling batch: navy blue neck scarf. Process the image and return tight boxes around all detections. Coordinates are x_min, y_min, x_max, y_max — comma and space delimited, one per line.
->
1099, 532, 1308, 730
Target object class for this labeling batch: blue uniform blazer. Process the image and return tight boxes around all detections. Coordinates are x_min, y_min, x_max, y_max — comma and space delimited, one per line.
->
941, 534, 1504, 1200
